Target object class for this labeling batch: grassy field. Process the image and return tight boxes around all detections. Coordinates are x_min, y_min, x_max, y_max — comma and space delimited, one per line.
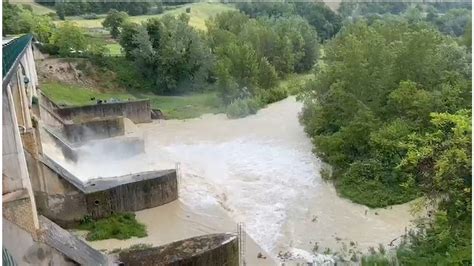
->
11, 0, 55, 15
104, 43, 123, 56
41, 82, 223, 120
278, 73, 314, 95
62, 2, 236, 31
41, 71, 312, 120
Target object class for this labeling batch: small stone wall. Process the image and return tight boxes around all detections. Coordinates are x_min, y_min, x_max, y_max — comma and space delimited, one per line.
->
56, 100, 152, 124
119, 233, 239, 266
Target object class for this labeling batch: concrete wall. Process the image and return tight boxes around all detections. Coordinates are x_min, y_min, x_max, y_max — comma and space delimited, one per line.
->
40, 127, 79, 162
38, 91, 65, 128
3, 85, 26, 193
39, 216, 109, 265
119, 233, 239, 266
2, 77, 40, 230
56, 100, 152, 124
3, 218, 78, 266
34, 163, 88, 227
3, 191, 38, 235
3, 215, 108, 266
86, 171, 178, 218
3, 38, 108, 266
63, 116, 125, 143
35, 158, 178, 225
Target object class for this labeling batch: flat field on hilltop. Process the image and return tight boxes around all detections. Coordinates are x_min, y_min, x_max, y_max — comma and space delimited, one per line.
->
61, 3, 235, 31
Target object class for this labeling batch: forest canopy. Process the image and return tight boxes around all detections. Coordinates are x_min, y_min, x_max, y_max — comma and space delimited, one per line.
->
300, 18, 471, 264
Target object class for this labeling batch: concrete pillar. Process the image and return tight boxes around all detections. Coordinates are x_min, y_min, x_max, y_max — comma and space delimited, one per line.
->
3, 84, 40, 231
26, 43, 39, 94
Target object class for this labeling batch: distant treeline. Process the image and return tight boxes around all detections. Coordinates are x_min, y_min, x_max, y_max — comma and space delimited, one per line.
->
33, 0, 200, 17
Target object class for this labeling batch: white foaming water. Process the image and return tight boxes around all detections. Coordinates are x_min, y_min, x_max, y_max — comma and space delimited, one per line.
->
160, 138, 320, 252
138, 97, 417, 262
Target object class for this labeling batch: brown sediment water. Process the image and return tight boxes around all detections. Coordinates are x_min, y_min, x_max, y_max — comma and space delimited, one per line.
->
135, 97, 418, 263
49, 97, 418, 264
81, 200, 276, 265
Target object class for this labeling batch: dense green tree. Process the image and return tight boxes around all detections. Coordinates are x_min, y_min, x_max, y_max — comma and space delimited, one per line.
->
119, 22, 141, 58
301, 19, 470, 205
300, 17, 471, 263
3, 3, 55, 42
338, 2, 409, 18
464, 18, 472, 48
397, 110, 472, 264
3, 3, 33, 35
293, 2, 342, 41
124, 15, 213, 94
237, 1, 342, 41
432, 8, 471, 37
207, 11, 318, 103
102, 9, 129, 39
53, 0, 153, 17
237, 2, 295, 18
215, 42, 260, 102
50, 22, 88, 56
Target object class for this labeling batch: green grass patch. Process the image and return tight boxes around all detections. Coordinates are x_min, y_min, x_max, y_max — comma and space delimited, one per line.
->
41, 82, 223, 119
13, 1, 55, 15
41, 82, 135, 106
278, 72, 314, 95
41, 73, 311, 120
149, 92, 223, 120
78, 213, 147, 241
105, 43, 123, 56
61, 2, 236, 31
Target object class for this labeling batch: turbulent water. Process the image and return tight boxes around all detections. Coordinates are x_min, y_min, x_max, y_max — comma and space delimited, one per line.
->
139, 97, 416, 260
45, 97, 416, 263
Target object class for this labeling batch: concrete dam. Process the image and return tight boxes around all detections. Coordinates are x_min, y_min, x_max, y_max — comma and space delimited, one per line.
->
2, 34, 245, 266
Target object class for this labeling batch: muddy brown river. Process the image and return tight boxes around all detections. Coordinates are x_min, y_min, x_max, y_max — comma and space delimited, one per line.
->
46, 97, 418, 264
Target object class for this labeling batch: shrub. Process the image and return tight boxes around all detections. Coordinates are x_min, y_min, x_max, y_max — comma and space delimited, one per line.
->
361, 253, 394, 266
258, 86, 288, 104
337, 160, 418, 208
226, 97, 263, 118
78, 213, 147, 241
37, 43, 59, 55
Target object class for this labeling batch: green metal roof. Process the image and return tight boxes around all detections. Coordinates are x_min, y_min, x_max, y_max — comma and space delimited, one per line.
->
2, 34, 33, 78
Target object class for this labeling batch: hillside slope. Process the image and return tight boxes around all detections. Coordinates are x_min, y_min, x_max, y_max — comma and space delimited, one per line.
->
62, 3, 236, 31
10, 0, 55, 15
